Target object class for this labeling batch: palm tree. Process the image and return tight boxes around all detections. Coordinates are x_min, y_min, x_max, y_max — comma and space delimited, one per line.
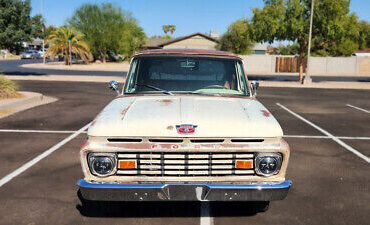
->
162, 25, 169, 34
168, 25, 176, 34
44, 27, 93, 65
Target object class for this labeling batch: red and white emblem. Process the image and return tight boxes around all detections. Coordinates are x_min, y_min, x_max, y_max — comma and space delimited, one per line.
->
176, 124, 197, 134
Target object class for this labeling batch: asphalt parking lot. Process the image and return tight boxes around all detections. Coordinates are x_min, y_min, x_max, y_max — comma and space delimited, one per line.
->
0, 80, 369, 225
0, 59, 124, 77
1, 59, 368, 82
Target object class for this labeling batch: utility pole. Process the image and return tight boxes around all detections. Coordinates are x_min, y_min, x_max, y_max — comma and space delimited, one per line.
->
304, 0, 314, 84
41, 0, 46, 64
68, 40, 72, 66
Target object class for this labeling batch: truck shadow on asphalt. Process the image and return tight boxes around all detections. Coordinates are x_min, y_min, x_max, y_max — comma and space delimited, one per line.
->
76, 191, 265, 217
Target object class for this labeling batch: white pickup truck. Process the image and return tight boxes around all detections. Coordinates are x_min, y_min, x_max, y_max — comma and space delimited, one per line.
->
78, 49, 291, 212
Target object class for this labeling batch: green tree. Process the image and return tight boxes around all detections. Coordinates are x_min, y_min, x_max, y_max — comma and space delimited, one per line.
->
30, 14, 45, 39
44, 26, 93, 65
68, 3, 145, 62
276, 43, 300, 55
217, 19, 254, 54
45, 25, 57, 38
358, 21, 370, 49
151, 35, 172, 40
311, 3, 360, 57
119, 21, 146, 59
251, 0, 361, 82
0, 0, 32, 53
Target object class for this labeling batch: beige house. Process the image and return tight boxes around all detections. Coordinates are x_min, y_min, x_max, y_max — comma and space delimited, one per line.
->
145, 32, 270, 55
145, 32, 218, 50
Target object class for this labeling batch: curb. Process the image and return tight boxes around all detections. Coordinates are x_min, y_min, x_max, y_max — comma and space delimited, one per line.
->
248, 73, 370, 77
259, 81, 370, 90
5, 75, 124, 83
0, 92, 58, 119
20, 62, 130, 72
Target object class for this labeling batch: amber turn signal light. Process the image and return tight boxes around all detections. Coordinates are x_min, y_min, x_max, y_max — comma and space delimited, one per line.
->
118, 160, 136, 169
235, 160, 253, 169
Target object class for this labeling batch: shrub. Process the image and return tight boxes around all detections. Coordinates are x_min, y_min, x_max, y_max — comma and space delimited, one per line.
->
0, 76, 20, 99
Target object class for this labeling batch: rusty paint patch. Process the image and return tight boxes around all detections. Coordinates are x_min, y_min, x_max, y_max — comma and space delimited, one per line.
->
80, 140, 89, 150
107, 143, 153, 149
135, 49, 242, 60
157, 99, 173, 106
90, 119, 97, 127
166, 125, 174, 130
220, 143, 250, 148
103, 141, 281, 151
115, 94, 144, 99
158, 144, 176, 149
121, 101, 135, 120
261, 110, 271, 117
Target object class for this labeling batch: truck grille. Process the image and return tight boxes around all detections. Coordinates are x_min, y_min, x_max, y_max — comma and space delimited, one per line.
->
116, 152, 255, 177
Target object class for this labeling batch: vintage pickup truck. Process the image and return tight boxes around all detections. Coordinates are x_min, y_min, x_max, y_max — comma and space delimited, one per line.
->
78, 49, 291, 211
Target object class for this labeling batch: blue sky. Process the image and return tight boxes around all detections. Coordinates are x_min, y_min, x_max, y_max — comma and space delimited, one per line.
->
31, 0, 370, 37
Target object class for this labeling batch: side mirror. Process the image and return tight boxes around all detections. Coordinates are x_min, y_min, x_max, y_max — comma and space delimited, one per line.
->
250, 80, 259, 97
108, 80, 120, 95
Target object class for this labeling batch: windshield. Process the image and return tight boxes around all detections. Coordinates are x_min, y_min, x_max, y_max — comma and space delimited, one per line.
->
124, 56, 249, 96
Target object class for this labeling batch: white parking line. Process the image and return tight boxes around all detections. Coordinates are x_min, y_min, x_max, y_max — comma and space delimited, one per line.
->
200, 202, 213, 225
277, 103, 370, 164
339, 136, 370, 140
284, 135, 370, 140
346, 104, 370, 114
0, 122, 91, 187
284, 135, 330, 139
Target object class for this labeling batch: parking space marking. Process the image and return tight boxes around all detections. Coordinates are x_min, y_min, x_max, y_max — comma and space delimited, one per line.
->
200, 202, 213, 225
0, 129, 87, 134
346, 104, 370, 114
0, 122, 91, 187
284, 135, 370, 140
277, 103, 370, 164
338, 136, 370, 140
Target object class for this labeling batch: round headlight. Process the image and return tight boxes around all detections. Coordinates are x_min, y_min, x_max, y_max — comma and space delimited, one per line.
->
255, 153, 282, 176
88, 153, 117, 177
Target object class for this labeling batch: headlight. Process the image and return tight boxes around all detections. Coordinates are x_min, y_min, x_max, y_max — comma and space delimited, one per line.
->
255, 153, 282, 176
88, 153, 117, 177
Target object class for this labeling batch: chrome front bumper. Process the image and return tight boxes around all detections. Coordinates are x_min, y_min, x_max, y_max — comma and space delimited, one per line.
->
78, 179, 291, 201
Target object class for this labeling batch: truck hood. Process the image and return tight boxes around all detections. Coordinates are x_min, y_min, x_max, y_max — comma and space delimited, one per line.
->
88, 95, 283, 138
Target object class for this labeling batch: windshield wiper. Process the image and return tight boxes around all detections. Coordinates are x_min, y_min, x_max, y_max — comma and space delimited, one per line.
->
136, 83, 173, 95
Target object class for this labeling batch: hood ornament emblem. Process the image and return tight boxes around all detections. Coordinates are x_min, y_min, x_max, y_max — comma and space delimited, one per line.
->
176, 124, 197, 134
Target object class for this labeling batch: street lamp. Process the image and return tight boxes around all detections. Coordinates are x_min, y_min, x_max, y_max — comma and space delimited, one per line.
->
304, 0, 314, 84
